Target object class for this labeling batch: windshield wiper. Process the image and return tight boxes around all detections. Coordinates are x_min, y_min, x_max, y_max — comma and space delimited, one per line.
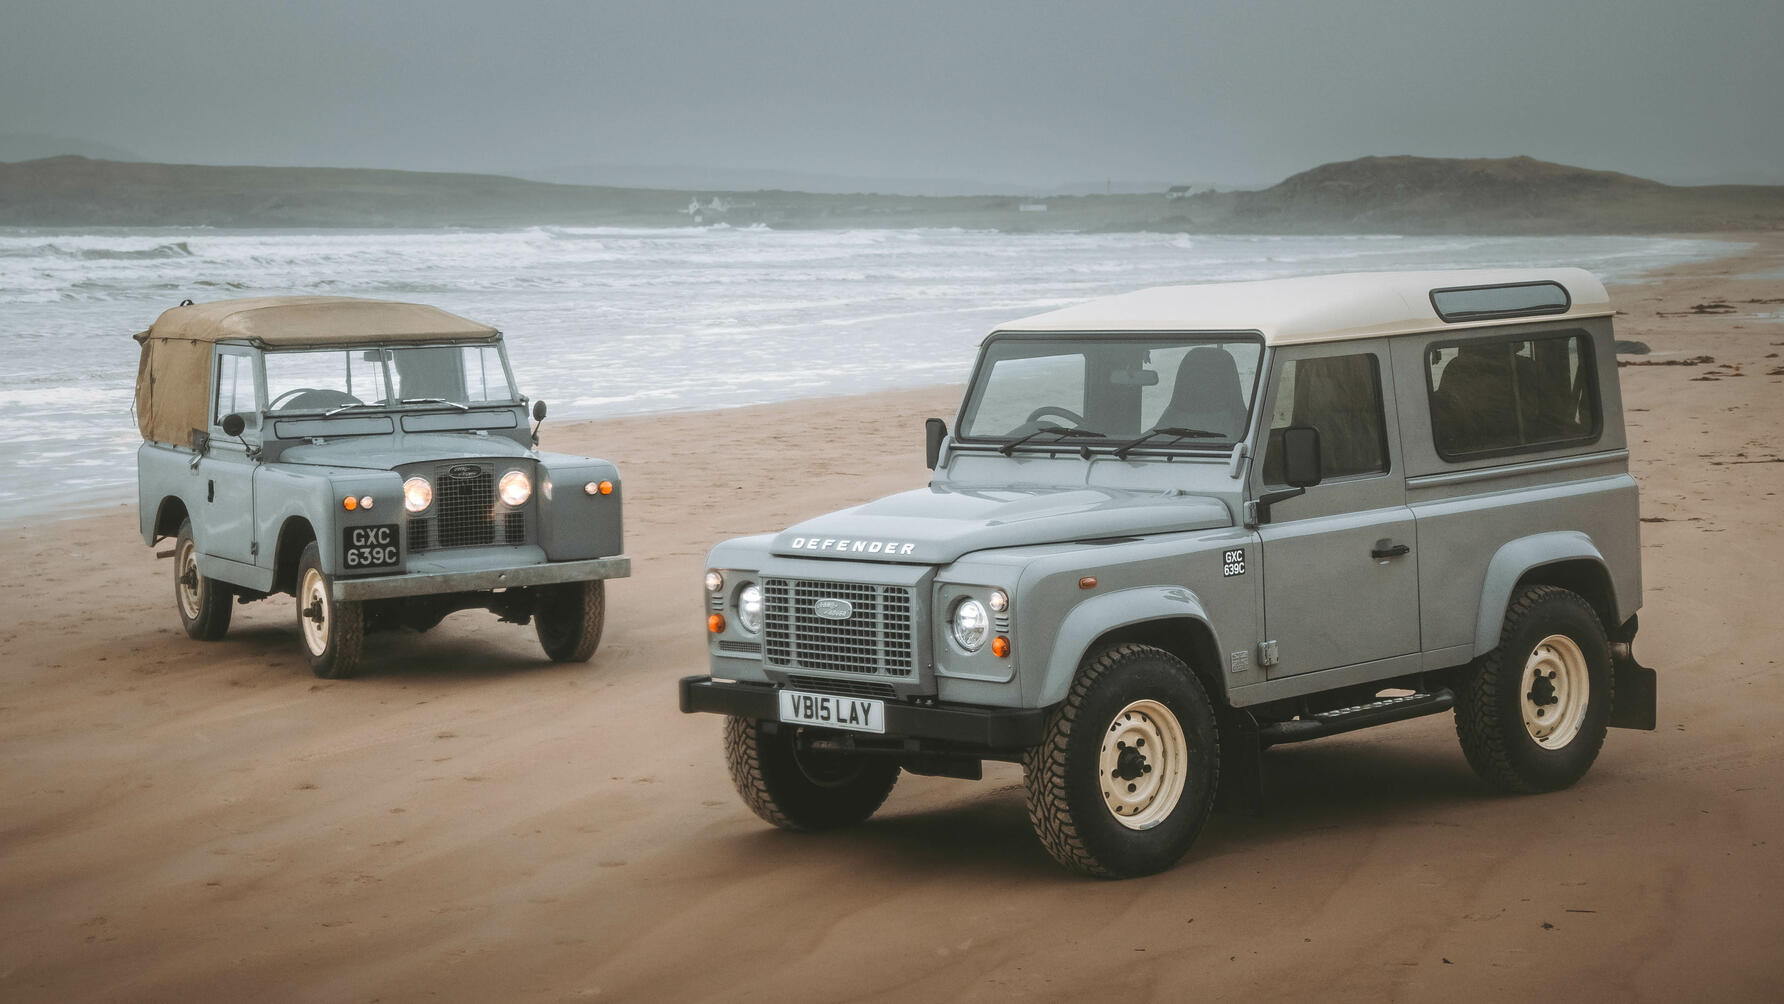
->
998, 424, 1107, 456
398, 397, 469, 411
1112, 426, 1227, 459
323, 401, 383, 417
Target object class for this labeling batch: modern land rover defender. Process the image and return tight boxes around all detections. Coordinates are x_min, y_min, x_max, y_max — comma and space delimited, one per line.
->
681, 268, 1657, 878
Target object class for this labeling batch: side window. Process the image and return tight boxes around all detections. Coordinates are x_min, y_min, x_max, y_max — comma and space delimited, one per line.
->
214, 353, 257, 426
1262, 352, 1388, 484
1426, 331, 1599, 460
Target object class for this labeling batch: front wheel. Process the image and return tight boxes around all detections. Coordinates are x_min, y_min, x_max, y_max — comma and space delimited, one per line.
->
173, 519, 232, 640
723, 716, 899, 831
295, 541, 364, 679
1454, 585, 1613, 793
1022, 643, 1220, 879
534, 579, 606, 662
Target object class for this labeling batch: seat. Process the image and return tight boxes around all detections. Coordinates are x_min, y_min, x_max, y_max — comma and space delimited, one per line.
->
1156, 347, 1248, 438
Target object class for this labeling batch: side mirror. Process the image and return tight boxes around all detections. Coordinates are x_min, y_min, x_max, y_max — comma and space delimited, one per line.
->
925, 417, 948, 470
1280, 425, 1323, 488
220, 413, 247, 438
532, 400, 548, 422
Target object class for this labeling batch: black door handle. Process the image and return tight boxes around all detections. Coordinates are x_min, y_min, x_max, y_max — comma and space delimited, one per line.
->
1371, 541, 1410, 559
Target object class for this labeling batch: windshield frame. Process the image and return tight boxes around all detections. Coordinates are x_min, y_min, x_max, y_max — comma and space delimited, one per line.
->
259, 339, 522, 416
953, 330, 1268, 457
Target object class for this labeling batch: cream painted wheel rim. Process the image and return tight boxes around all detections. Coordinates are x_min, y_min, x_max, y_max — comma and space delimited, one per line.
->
1099, 699, 1188, 830
1521, 633, 1589, 749
299, 567, 330, 656
175, 537, 201, 620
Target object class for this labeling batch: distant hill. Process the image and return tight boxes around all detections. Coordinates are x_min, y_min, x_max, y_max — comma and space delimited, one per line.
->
0, 132, 140, 164
1216, 155, 1784, 233
2, 153, 1781, 233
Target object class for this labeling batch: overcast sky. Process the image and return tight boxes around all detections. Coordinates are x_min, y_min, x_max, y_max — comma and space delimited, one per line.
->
4, 0, 1780, 190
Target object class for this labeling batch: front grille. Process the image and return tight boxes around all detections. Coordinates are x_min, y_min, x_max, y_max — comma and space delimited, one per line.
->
763, 578, 915, 677
787, 675, 898, 701
406, 462, 530, 552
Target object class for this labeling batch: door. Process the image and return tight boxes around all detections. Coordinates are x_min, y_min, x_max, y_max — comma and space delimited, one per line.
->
197, 347, 261, 566
1252, 342, 1419, 676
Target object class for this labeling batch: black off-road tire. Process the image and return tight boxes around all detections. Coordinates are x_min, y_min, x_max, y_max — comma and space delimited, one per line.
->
173, 519, 233, 641
1022, 643, 1220, 879
722, 716, 900, 831
295, 541, 364, 679
535, 579, 606, 663
1454, 585, 1613, 794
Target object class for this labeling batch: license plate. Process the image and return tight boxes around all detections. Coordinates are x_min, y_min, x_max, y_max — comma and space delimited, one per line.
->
342, 524, 400, 570
778, 689, 885, 734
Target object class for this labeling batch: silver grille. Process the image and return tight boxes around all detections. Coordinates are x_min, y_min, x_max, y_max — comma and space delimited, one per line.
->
763, 578, 915, 677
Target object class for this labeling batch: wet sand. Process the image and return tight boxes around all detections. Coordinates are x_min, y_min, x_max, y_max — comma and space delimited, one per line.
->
3, 238, 1783, 1001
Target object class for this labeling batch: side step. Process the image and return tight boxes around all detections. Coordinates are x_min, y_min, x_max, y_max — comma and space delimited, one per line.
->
1258, 689, 1455, 748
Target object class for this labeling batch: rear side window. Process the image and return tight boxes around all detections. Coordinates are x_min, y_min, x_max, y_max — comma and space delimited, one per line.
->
1426, 331, 1599, 460
1262, 352, 1389, 484
1430, 281, 1570, 322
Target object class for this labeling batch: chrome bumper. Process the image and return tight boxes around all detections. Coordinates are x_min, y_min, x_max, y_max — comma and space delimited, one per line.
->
332, 555, 630, 601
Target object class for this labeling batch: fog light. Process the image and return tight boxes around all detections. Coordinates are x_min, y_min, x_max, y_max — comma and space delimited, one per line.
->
708, 613, 726, 633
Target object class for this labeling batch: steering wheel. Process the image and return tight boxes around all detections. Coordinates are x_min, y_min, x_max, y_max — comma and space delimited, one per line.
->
1024, 405, 1087, 427
270, 387, 361, 411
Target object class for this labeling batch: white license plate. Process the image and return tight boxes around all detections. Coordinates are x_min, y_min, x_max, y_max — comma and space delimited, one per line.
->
777, 689, 885, 734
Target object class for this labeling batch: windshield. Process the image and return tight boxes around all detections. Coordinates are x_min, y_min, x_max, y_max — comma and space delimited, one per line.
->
264, 343, 516, 413
958, 335, 1264, 449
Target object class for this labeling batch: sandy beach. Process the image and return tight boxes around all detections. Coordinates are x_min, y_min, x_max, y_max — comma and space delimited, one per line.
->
3, 238, 1782, 1001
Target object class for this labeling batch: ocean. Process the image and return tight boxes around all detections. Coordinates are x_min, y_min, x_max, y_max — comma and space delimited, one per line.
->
0, 226, 1737, 521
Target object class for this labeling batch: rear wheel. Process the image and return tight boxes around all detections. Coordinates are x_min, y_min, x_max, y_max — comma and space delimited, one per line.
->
296, 541, 364, 679
534, 579, 606, 662
723, 716, 899, 831
1022, 643, 1220, 879
173, 519, 232, 641
1454, 585, 1613, 793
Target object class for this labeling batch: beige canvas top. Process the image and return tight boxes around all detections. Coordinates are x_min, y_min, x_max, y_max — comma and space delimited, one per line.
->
133, 295, 499, 347
994, 268, 1611, 346
132, 296, 499, 445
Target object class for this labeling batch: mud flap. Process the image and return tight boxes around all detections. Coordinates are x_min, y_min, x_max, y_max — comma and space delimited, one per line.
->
1214, 707, 1263, 811
1609, 648, 1657, 731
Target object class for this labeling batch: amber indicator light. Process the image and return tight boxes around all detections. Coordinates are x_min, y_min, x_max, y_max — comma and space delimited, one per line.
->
992, 636, 1011, 658
599, 481, 614, 495
707, 613, 725, 633
1078, 576, 1097, 590
342, 496, 357, 511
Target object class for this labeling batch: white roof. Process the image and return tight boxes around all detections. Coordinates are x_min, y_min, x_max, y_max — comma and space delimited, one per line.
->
995, 268, 1611, 346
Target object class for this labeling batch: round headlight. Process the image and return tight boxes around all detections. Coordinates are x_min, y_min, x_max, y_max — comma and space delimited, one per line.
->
499, 470, 532, 506
951, 598, 989, 652
403, 476, 432, 513
736, 583, 763, 633
705, 570, 725, 593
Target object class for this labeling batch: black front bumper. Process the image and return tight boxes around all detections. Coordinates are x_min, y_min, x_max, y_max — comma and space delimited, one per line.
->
679, 676, 1049, 751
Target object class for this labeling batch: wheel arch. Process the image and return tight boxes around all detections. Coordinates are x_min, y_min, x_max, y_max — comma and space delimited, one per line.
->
272, 516, 318, 595
151, 495, 191, 543
1035, 587, 1227, 709
1475, 531, 1618, 656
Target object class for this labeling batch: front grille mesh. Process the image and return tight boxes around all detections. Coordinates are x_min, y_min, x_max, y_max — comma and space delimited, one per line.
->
763, 578, 914, 677
787, 675, 898, 700
405, 462, 529, 552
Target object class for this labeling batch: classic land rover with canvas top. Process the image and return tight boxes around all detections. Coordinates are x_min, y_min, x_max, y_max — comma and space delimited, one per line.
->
681, 269, 1657, 878
135, 296, 628, 678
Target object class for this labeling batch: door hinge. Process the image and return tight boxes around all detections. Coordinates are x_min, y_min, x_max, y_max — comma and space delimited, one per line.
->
250, 542, 259, 557
1258, 640, 1280, 667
